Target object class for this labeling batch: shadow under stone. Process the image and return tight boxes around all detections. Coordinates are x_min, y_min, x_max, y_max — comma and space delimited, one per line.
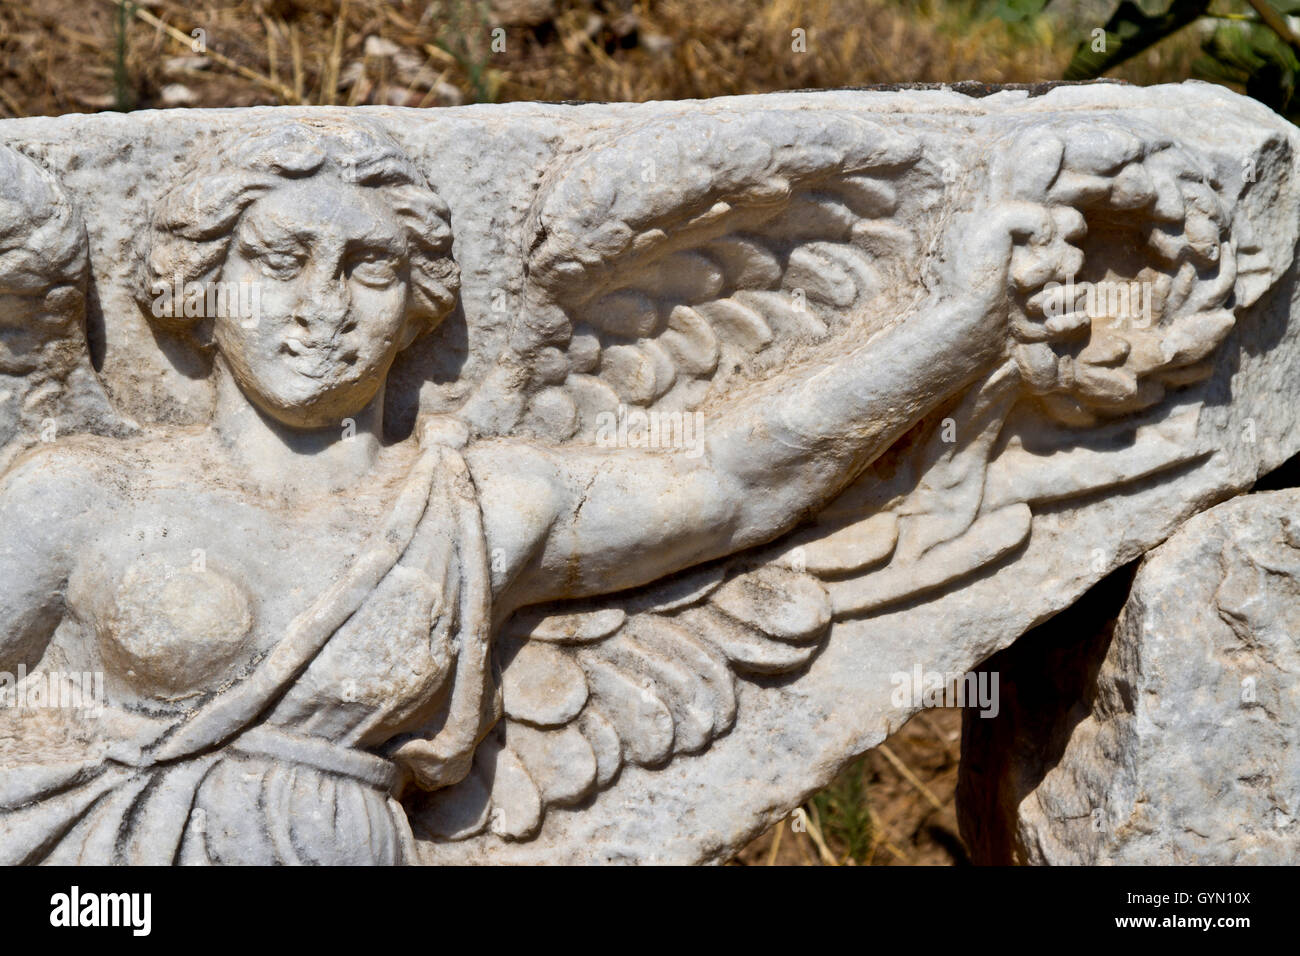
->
956, 559, 1138, 865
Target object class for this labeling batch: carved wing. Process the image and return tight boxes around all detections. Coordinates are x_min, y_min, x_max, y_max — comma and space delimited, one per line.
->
489, 109, 932, 442
416, 112, 1288, 844
417, 559, 838, 841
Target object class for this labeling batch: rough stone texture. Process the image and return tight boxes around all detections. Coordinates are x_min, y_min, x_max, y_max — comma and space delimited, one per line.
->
0, 82, 1298, 864
962, 490, 1300, 865
955, 561, 1133, 865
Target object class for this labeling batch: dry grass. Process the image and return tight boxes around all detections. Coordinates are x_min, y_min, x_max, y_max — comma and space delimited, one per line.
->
0, 0, 1213, 118
731, 707, 967, 866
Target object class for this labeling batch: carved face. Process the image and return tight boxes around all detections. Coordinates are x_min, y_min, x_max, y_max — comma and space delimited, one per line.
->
216, 175, 417, 429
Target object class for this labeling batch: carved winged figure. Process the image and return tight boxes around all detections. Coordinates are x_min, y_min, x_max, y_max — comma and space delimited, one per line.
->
0, 109, 1264, 863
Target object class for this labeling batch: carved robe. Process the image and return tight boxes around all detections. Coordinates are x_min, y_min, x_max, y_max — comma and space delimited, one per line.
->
0, 435, 492, 865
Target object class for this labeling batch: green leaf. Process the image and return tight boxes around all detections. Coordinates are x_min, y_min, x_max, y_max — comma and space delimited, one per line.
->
808, 754, 876, 865
993, 0, 1053, 23
1197, 19, 1300, 119
1064, 0, 1212, 80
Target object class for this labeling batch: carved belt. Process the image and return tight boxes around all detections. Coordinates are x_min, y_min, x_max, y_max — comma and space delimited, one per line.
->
229, 724, 402, 794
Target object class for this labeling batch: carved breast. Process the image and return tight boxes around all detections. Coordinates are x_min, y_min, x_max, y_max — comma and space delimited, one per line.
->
95, 553, 255, 699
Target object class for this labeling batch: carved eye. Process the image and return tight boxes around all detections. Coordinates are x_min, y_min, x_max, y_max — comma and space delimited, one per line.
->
255, 249, 305, 280
348, 248, 400, 287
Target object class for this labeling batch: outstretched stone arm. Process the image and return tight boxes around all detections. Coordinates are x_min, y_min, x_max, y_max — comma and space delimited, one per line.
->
471, 207, 1039, 611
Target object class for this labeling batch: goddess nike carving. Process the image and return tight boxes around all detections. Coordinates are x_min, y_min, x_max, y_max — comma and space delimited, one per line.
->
0, 103, 1277, 863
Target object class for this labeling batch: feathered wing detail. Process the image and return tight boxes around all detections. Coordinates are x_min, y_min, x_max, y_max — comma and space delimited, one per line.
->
417, 561, 833, 841
502, 110, 931, 442
416, 111, 941, 841
415, 114, 1292, 843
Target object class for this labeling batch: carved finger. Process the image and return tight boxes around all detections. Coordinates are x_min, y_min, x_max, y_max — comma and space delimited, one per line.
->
1050, 206, 1087, 243
1044, 309, 1092, 338
1024, 277, 1086, 317
1146, 221, 1190, 266
1010, 308, 1051, 343
1013, 341, 1062, 392
1183, 242, 1237, 317
1160, 308, 1236, 368
1010, 247, 1064, 293
1073, 362, 1140, 403
1077, 332, 1131, 367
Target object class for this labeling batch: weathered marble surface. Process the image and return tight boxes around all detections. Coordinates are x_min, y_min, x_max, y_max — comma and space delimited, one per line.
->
0, 82, 1298, 864
962, 490, 1300, 865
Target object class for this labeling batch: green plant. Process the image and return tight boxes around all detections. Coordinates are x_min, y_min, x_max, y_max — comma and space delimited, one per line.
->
807, 754, 876, 864
1061, 0, 1213, 80
1197, 7, 1300, 116
113, 0, 137, 111
430, 0, 504, 104
1028, 0, 1300, 122
991, 0, 1054, 23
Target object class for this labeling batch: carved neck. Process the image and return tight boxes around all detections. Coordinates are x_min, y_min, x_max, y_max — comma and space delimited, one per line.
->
208, 356, 384, 495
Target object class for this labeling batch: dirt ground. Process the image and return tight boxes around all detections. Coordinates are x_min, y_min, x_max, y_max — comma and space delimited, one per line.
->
0, 0, 1203, 118
731, 707, 967, 866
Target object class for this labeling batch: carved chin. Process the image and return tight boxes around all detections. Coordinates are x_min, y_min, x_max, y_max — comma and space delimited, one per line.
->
245, 372, 379, 429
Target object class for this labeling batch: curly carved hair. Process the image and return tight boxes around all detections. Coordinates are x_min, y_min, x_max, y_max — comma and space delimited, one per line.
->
136, 118, 459, 345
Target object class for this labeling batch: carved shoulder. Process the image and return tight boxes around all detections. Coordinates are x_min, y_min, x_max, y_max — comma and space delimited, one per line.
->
464, 439, 565, 604
0, 439, 112, 670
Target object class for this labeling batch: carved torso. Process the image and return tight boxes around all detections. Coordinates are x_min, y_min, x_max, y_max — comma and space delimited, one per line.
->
50, 433, 450, 747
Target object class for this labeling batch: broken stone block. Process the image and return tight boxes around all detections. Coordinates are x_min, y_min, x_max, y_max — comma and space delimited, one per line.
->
0, 82, 1297, 864
962, 490, 1300, 865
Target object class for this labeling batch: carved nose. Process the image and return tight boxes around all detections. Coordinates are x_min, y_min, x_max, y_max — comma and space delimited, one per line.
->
294, 271, 350, 334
